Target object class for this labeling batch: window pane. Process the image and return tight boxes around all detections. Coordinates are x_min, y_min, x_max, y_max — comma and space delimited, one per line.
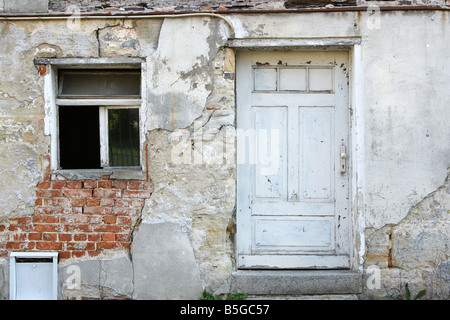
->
279, 68, 307, 91
309, 68, 333, 91
59, 106, 101, 169
59, 69, 141, 98
254, 68, 277, 91
108, 109, 140, 167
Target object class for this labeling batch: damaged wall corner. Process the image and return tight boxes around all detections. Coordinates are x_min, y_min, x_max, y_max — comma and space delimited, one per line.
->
363, 172, 450, 299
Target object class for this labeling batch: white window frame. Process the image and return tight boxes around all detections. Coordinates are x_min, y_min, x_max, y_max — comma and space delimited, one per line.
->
99, 105, 141, 169
41, 58, 147, 175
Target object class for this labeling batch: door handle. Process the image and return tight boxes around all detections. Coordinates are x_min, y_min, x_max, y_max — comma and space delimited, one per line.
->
340, 145, 346, 173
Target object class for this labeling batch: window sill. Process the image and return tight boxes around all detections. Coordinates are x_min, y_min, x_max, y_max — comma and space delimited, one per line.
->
53, 168, 145, 181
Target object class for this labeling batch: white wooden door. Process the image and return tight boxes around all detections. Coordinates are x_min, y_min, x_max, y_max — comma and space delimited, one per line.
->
236, 51, 350, 269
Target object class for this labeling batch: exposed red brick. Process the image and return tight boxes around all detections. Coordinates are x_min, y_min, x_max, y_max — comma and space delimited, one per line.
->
93, 188, 121, 198
43, 233, 58, 241
102, 215, 117, 224
72, 198, 85, 207
33, 215, 59, 223
92, 224, 123, 233
97, 242, 119, 250
59, 233, 72, 241
117, 216, 132, 225
102, 233, 116, 241
44, 198, 71, 206
6, 242, 34, 250
72, 207, 83, 214
127, 181, 147, 190
37, 181, 51, 189
34, 224, 60, 232
71, 251, 86, 258
0, 173, 153, 260
85, 243, 95, 251
112, 181, 127, 189
86, 198, 101, 206
36, 189, 63, 198
83, 180, 97, 189
63, 189, 92, 198
39, 65, 47, 76
10, 217, 32, 225
73, 234, 87, 241
98, 180, 113, 189
114, 207, 140, 216
29, 232, 43, 240
67, 181, 82, 189
100, 198, 115, 206
59, 251, 71, 259
122, 190, 151, 199
52, 181, 67, 189
11, 233, 27, 241
8, 224, 33, 232
116, 233, 130, 242
83, 206, 112, 215
36, 242, 64, 250
88, 234, 101, 242
88, 250, 101, 258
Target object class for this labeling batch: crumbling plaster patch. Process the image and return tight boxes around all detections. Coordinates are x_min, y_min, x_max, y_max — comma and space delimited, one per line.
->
364, 172, 449, 299
96, 19, 162, 57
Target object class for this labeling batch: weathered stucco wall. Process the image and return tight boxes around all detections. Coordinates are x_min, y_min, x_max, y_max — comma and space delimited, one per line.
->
0, 8, 449, 299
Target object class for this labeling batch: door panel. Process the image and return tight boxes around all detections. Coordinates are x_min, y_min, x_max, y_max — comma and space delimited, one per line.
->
254, 106, 287, 199
237, 51, 350, 269
300, 107, 333, 200
254, 217, 334, 248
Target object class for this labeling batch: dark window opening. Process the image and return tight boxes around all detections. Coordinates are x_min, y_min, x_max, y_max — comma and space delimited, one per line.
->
59, 106, 101, 169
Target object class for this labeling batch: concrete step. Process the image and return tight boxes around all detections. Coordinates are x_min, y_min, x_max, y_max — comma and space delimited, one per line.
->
231, 270, 363, 296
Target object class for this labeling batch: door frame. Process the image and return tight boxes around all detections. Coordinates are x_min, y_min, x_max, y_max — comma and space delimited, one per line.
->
231, 38, 365, 272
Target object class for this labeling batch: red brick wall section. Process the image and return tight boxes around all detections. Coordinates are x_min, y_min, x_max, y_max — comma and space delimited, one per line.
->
0, 174, 152, 260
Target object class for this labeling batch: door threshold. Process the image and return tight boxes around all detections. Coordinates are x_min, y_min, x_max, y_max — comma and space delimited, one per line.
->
230, 270, 362, 295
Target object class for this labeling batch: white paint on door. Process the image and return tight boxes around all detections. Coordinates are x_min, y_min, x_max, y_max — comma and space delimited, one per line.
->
236, 51, 351, 269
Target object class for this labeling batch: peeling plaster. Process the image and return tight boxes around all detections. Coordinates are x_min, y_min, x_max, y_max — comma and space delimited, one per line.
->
147, 17, 228, 131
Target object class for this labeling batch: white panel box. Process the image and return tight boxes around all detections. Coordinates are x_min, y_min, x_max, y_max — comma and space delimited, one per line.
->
10, 252, 58, 300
